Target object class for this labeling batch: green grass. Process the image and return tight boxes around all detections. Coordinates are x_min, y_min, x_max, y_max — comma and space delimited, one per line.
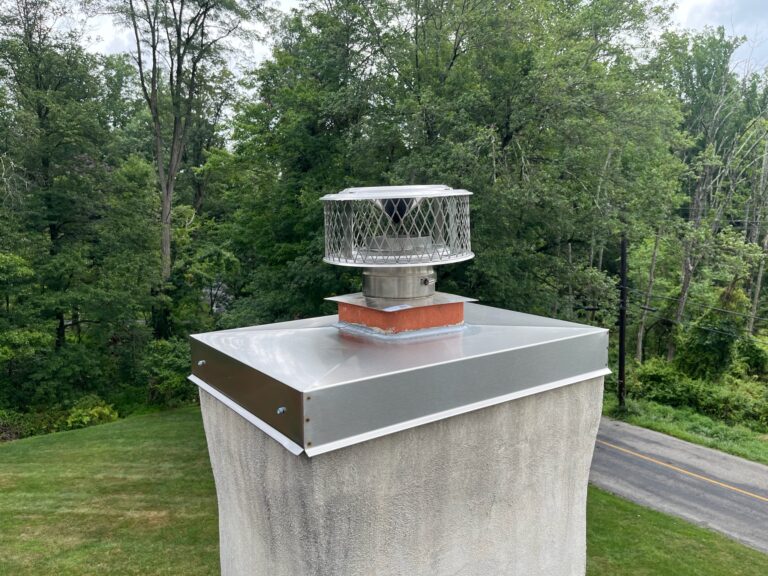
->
604, 393, 768, 466
0, 407, 218, 575
587, 487, 768, 575
1, 407, 766, 575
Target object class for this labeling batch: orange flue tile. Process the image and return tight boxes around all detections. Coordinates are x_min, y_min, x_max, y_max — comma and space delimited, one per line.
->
338, 301, 464, 334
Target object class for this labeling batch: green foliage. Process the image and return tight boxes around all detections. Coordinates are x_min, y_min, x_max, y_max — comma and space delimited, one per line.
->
631, 358, 691, 407
732, 338, 768, 378
222, 0, 684, 324
0, 409, 32, 441
674, 287, 751, 379
0, 394, 119, 440
631, 358, 768, 429
0, 2, 160, 416
140, 339, 196, 408
70, 404, 117, 428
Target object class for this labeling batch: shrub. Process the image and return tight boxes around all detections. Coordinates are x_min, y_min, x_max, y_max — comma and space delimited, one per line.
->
732, 338, 768, 378
675, 324, 737, 379
0, 408, 65, 440
692, 379, 758, 427
631, 358, 694, 408
0, 409, 32, 441
62, 395, 119, 430
633, 358, 768, 431
140, 338, 195, 407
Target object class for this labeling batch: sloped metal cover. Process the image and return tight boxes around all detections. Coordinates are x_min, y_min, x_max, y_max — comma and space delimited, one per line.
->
189, 303, 609, 456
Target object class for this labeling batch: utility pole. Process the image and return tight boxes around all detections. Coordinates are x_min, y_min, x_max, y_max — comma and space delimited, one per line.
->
618, 232, 628, 409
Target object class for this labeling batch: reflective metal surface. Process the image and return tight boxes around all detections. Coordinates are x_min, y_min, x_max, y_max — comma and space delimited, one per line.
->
321, 184, 470, 200
326, 291, 476, 310
189, 303, 610, 456
322, 185, 473, 268
191, 340, 304, 445
362, 266, 436, 300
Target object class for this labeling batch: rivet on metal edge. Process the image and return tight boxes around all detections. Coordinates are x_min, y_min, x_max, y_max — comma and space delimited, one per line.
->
276, 407, 287, 415
306, 396, 311, 401
197, 360, 206, 367
307, 442, 312, 447
305, 418, 310, 423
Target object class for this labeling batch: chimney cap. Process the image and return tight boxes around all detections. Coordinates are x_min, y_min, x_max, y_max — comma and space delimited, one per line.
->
322, 183, 474, 268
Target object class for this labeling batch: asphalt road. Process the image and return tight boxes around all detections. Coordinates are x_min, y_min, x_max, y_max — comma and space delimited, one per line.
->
590, 418, 768, 554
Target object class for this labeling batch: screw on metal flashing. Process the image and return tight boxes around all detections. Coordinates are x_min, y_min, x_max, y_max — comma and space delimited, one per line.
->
197, 360, 206, 367
276, 407, 287, 415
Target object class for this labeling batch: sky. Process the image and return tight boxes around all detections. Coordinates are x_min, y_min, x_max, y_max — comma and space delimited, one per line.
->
675, 0, 768, 72
86, 1, 768, 73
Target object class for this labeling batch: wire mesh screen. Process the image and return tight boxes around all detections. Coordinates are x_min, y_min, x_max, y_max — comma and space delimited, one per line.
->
323, 195, 473, 267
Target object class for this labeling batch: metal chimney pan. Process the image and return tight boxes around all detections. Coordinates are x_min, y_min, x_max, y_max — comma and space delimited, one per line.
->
189, 303, 609, 457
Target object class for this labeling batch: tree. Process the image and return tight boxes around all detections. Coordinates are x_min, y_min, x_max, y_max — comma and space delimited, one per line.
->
0, 0, 163, 410
116, 0, 264, 281
653, 29, 768, 359
218, 0, 682, 327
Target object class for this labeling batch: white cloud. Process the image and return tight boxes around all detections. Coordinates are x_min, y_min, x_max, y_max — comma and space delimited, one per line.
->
84, 15, 134, 56
671, 0, 768, 72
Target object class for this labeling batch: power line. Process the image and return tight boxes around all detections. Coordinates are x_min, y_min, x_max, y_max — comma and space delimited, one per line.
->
626, 299, 768, 341
627, 287, 768, 323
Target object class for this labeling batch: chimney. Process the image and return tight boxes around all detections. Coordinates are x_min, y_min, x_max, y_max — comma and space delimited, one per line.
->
188, 182, 610, 576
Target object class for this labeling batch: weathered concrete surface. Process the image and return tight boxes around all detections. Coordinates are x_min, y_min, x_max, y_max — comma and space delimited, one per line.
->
200, 376, 604, 576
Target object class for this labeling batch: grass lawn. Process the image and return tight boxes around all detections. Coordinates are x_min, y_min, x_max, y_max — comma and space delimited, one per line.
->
604, 393, 768, 466
1, 407, 766, 575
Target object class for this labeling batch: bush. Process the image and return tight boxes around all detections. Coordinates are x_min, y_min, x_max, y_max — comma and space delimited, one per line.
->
631, 358, 694, 408
0, 409, 33, 441
62, 395, 119, 430
693, 378, 759, 427
0, 395, 120, 441
732, 338, 768, 378
140, 338, 195, 407
633, 358, 768, 430
0, 408, 66, 441
675, 325, 738, 379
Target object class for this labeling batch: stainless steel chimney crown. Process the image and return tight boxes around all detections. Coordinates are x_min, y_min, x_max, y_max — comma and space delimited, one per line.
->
321, 185, 473, 302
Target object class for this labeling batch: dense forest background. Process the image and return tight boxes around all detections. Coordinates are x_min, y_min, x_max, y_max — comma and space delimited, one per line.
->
2, 0, 768, 437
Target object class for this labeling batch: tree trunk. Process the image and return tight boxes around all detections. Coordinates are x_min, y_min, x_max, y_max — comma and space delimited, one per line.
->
55, 311, 65, 350
749, 259, 765, 334
161, 179, 173, 281
636, 230, 660, 362
73, 307, 81, 343
667, 254, 694, 361
193, 179, 205, 214
748, 137, 768, 334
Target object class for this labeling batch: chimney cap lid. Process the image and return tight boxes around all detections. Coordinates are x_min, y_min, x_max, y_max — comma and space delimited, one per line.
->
321, 184, 472, 201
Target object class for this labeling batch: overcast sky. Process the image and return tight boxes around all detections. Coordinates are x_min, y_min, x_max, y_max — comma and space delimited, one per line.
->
87, 1, 768, 73
675, 0, 768, 72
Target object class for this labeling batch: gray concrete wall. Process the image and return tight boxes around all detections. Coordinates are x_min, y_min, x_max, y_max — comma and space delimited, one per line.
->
200, 376, 604, 576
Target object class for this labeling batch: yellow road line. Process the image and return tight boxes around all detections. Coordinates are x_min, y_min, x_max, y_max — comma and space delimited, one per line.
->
596, 439, 768, 504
